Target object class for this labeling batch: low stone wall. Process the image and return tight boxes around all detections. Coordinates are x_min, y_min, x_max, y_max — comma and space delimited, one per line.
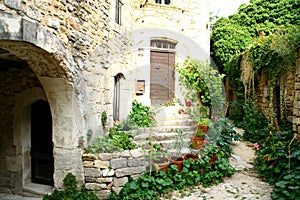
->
82, 149, 147, 199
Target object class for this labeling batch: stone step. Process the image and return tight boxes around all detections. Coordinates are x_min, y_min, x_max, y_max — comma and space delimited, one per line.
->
134, 131, 194, 142
156, 118, 194, 126
135, 138, 192, 151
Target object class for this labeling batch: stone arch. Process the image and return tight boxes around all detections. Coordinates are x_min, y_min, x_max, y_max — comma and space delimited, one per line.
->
0, 12, 75, 81
0, 12, 84, 194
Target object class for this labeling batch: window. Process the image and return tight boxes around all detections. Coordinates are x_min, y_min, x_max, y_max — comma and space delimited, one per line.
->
151, 40, 177, 50
155, 0, 171, 5
115, 0, 123, 25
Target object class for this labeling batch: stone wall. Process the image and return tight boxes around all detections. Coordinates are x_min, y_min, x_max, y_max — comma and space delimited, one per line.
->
293, 47, 300, 136
0, 61, 42, 193
82, 149, 147, 199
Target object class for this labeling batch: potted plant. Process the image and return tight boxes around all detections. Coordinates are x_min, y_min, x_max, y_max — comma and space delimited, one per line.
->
197, 117, 210, 134
149, 143, 170, 173
170, 130, 184, 173
190, 128, 205, 150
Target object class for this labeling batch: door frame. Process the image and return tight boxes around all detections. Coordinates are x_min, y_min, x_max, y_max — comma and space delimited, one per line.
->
150, 49, 176, 104
13, 87, 52, 188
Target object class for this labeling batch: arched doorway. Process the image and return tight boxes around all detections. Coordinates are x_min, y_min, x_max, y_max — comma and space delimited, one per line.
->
31, 100, 54, 186
0, 12, 83, 195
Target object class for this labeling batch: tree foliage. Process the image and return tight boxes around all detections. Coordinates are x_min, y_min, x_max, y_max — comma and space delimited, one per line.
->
211, 0, 300, 75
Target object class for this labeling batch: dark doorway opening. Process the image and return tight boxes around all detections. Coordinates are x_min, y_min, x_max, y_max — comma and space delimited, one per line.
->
31, 100, 54, 186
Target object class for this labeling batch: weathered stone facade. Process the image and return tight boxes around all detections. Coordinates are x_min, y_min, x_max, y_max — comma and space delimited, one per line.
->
82, 149, 146, 199
0, 0, 210, 196
293, 47, 300, 137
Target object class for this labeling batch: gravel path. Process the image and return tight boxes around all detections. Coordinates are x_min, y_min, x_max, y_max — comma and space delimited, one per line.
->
161, 133, 273, 200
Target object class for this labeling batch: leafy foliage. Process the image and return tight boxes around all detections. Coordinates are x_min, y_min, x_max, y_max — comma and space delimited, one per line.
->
128, 100, 155, 128
254, 127, 300, 199
211, 0, 300, 94
43, 173, 98, 200
230, 99, 269, 142
107, 144, 234, 200
85, 128, 138, 153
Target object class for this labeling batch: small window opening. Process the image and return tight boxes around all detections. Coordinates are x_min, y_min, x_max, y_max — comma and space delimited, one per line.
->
115, 0, 123, 25
155, 0, 171, 5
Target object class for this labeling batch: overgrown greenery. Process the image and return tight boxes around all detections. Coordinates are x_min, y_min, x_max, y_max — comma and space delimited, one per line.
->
127, 100, 155, 128
107, 146, 234, 200
176, 58, 225, 120
211, 0, 300, 124
43, 173, 98, 200
253, 126, 300, 199
85, 128, 137, 153
106, 121, 239, 200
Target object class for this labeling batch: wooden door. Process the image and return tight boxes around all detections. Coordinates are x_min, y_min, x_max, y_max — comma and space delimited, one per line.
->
150, 51, 175, 105
31, 100, 54, 186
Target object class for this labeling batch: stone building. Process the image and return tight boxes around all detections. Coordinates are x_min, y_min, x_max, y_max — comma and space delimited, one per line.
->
0, 0, 209, 197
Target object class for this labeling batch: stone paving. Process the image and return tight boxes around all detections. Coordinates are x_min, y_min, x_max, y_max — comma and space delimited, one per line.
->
0, 194, 41, 200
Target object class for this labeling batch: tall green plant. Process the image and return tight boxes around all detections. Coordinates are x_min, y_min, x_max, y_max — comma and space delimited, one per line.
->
128, 100, 155, 128
176, 58, 225, 119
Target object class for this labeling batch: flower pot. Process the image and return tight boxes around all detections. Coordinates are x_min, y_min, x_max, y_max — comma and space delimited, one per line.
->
191, 136, 204, 149
209, 155, 218, 166
183, 153, 199, 162
170, 156, 184, 173
197, 125, 209, 134
153, 157, 170, 172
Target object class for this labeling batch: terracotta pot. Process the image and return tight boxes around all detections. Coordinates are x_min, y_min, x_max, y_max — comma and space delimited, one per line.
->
170, 156, 184, 173
153, 157, 169, 172
183, 153, 199, 162
209, 155, 218, 166
197, 125, 209, 133
190, 136, 204, 149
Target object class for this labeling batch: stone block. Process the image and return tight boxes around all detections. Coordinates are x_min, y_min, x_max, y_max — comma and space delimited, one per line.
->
84, 168, 101, 177
85, 183, 106, 190
127, 158, 147, 167
82, 153, 97, 161
110, 158, 127, 169
102, 169, 115, 177
26, 4, 41, 21
48, 18, 59, 29
96, 177, 113, 183
85, 176, 96, 183
22, 19, 38, 44
83, 161, 93, 168
115, 166, 145, 177
98, 153, 113, 160
94, 160, 110, 169
112, 152, 121, 158
120, 150, 131, 157
113, 177, 128, 187
112, 187, 123, 194
4, 0, 21, 10
95, 190, 111, 199
131, 174, 142, 180
130, 148, 144, 158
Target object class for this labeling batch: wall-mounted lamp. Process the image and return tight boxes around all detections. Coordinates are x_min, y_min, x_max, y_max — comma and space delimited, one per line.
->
138, 48, 144, 56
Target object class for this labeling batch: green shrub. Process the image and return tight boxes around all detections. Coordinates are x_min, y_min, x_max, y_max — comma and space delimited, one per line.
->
43, 173, 98, 200
230, 99, 269, 142
85, 129, 138, 153
254, 127, 300, 199
107, 144, 234, 200
128, 100, 155, 128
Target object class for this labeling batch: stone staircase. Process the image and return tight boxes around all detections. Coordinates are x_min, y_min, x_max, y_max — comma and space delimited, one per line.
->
133, 104, 196, 154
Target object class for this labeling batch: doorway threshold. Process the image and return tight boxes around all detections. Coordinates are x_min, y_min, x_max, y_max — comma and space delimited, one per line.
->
23, 183, 53, 197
